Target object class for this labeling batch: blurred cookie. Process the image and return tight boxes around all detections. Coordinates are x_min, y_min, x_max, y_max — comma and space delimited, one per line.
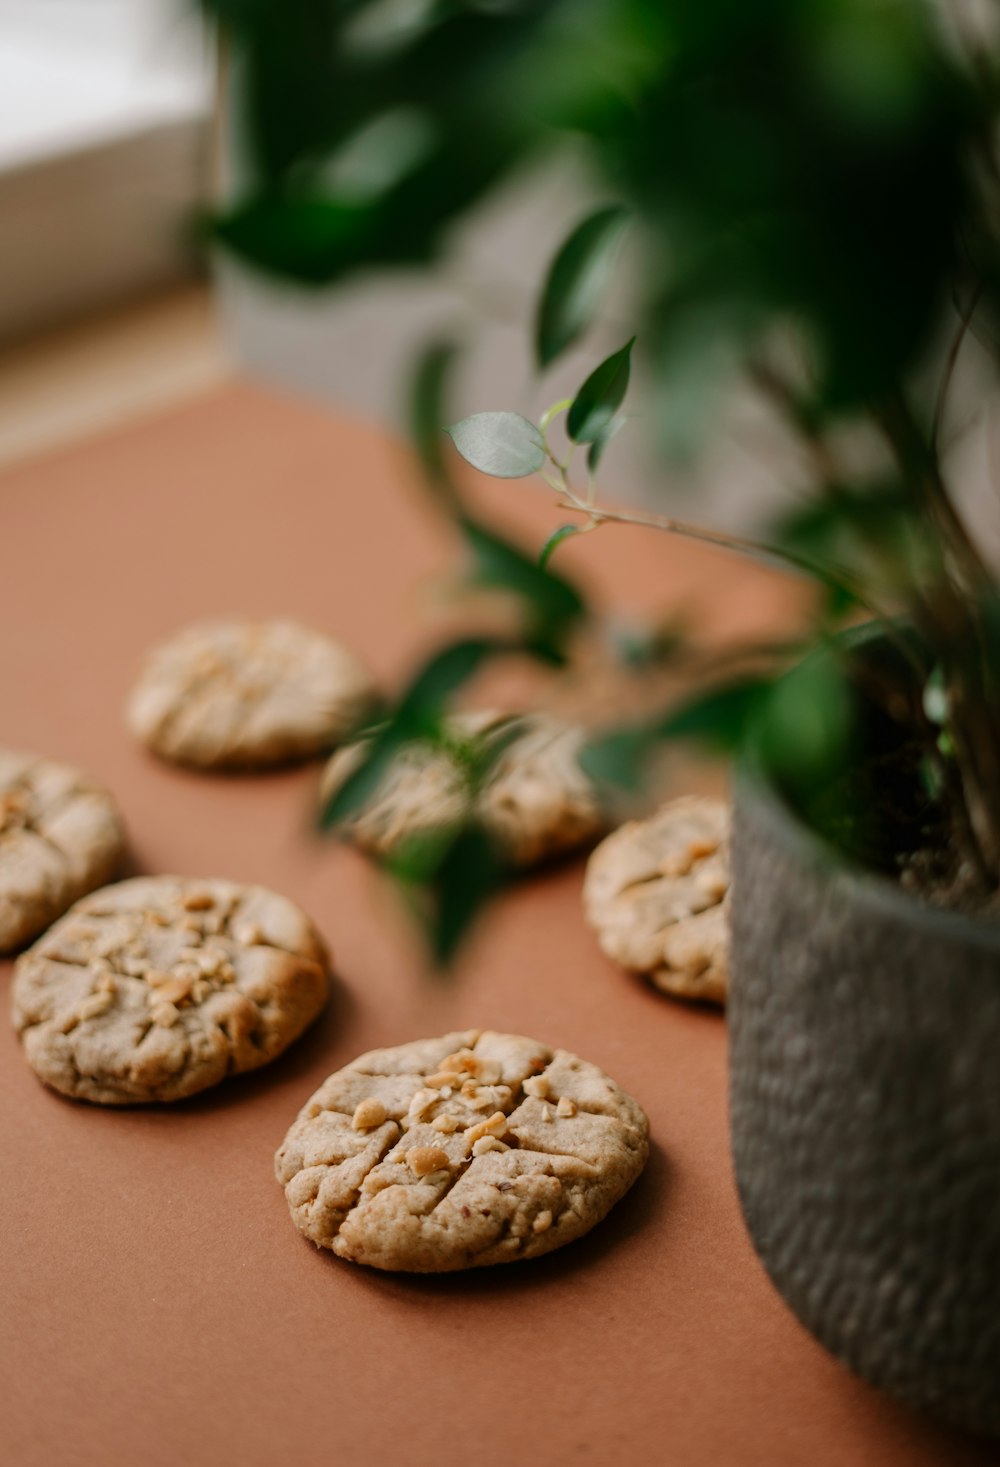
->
275, 1028, 649, 1271
321, 711, 606, 867
0, 749, 125, 952
127, 618, 377, 769
583, 795, 730, 1005
12, 875, 329, 1103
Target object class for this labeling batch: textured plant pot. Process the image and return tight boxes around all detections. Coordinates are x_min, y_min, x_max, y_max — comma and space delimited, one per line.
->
729, 758, 1000, 1437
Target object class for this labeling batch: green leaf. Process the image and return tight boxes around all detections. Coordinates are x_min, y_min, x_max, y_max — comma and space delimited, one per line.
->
657, 678, 772, 753
538, 524, 583, 569
586, 413, 626, 474
432, 824, 505, 964
210, 196, 380, 285
407, 337, 461, 500
394, 821, 506, 966
318, 723, 406, 828
535, 205, 628, 368
579, 726, 659, 791
567, 338, 635, 444
755, 655, 854, 796
396, 638, 514, 723
581, 675, 772, 790
446, 412, 546, 479
461, 518, 585, 652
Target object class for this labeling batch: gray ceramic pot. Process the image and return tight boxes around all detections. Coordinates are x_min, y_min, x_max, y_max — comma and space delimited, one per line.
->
729, 758, 1000, 1437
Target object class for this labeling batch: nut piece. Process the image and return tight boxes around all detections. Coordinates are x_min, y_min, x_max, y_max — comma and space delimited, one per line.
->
408, 1088, 436, 1119
182, 890, 215, 912
431, 1114, 460, 1134
688, 836, 719, 861
466, 1111, 508, 1146
556, 1096, 577, 1118
442, 1049, 479, 1075
532, 1209, 553, 1234
233, 921, 263, 946
472, 1136, 508, 1157
154, 976, 193, 1007
661, 850, 693, 878
78, 992, 113, 1020
697, 870, 729, 902
352, 1098, 388, 1131
426, 1070, 461, 1090
151, 1002, 180, 1027
408, 1146, 450, 1177
523, 1074, 550, 1099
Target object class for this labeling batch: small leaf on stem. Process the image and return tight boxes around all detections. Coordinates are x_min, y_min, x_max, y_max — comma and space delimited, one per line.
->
586, 413, 626, 474
446, 412, 546, 478
568, 339, 635, 444
461, 517, 585, 652
539, 523, 584, 569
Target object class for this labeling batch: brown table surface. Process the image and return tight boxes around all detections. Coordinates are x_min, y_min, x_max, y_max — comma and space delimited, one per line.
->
1, 382, 994, 1467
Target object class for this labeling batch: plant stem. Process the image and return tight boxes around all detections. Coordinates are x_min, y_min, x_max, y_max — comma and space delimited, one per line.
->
546, 463, 918, 668
931, 282, 984, 452
877, 387, 991, 590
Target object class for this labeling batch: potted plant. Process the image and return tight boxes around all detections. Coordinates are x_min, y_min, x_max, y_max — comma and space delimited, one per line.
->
200, 0, 1000, 1434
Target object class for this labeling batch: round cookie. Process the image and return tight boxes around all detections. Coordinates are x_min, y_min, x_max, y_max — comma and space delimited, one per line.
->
12, 875, 329, 1104
276, 1028, 649, 1272
0, 749, 125, 953
321, 711, 607, 868
127, 617, 377, 769
583, 795, 730, 1005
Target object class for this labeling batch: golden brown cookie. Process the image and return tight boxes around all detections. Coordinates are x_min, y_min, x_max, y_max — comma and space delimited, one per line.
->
583, 795, 730, 1004
276, 1028, 649, 1271
127, 617, 377, 769
12, 876, 329, 1103
321, 711, 607, 868
0, 748, 125, 952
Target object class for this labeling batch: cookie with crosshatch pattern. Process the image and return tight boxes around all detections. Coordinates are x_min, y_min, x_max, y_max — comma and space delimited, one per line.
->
12, 875, 329, 1103
320, 710, 607, 867
127, 617, 377, 769
0, 747, 125, 953
275, 1028, 649, 1271
583, 795, 730, 1005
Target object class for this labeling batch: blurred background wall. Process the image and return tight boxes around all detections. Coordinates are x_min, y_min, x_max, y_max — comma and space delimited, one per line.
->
0, 0, 997, 560
0, 0, 210, 342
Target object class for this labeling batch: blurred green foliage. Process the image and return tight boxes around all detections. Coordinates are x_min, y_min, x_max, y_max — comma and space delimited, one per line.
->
203, 0, 1000, 953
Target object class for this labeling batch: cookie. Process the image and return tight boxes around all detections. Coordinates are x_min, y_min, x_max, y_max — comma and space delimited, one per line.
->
321, 711, 606, 868
276, 1028, 649, 1272
0, 749, 125, 952
583, 796, 730, 1005
127, 617, 377, 769
12, 875, 329, 1104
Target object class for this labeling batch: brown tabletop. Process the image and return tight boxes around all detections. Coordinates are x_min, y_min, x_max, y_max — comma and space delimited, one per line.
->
0, 383, 993, 1467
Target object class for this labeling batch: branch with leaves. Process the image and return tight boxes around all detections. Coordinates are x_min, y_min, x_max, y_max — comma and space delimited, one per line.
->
205, 0, 1000, 949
